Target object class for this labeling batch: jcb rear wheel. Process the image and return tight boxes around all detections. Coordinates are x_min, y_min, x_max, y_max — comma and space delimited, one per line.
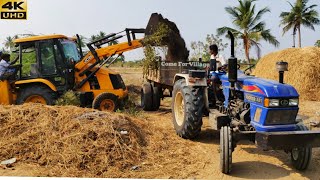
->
16, 86, 55, 105
290, 124, 312, 171
93, 93, 118, 112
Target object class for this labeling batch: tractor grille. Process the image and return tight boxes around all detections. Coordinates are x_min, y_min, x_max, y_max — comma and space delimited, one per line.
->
265, 109, 298, 125
109, 74, 126, 90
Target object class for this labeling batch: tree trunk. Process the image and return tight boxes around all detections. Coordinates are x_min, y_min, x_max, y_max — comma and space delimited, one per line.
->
298, 26, 301, 48
244, 38, 250, 64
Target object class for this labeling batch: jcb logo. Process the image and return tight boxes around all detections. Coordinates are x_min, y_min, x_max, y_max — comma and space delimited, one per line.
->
0, 0, 27, 20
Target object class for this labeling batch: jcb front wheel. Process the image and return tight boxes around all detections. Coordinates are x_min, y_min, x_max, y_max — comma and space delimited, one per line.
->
16, 86, 56, 105
93, 93, 118, 112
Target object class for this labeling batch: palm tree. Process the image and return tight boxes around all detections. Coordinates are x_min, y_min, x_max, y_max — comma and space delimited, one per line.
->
4, 36, 14, 52
98, 31, 106, 39
89, 35, 97, 42
280, 0, 319, 48
217, 0, 279, 63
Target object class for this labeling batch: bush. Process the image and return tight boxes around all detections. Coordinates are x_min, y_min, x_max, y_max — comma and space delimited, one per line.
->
55, 90, 81, 106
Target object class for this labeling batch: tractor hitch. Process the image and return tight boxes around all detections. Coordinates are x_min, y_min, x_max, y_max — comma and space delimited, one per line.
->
255, 130, 320, 150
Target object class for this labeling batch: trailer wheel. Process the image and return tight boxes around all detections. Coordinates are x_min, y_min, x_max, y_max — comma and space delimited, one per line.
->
92, 93, 118, 112
141, 83, 153, 111
152, 86, 161, 110
290, 124, 312, 171
172, 79, 203, 139
16, 85, 56, 105
220, 126, 232, 174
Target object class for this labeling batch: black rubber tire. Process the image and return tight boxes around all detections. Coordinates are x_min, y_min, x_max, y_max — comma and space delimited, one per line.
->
220, 126, 232, 174
141, 83, 154, 111
16, 85, 56, 105
172, 79, 204, 139
92, 93, 118, 112
290, 124, 312, 171
152, 86, 161, 111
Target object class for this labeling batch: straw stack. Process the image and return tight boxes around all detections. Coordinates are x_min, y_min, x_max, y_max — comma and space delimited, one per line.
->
0, 104, 147, 177
253, 47, 320, 101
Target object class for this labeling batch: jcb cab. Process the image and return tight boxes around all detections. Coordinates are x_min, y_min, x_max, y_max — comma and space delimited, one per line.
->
0, 30, 144, 111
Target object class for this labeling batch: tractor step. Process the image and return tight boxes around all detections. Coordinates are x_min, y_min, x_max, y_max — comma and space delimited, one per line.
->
256, 130, 320, 150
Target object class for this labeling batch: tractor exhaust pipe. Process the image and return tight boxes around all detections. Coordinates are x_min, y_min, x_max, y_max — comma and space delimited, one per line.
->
227, 31, 237, 99
276, 61, 288, 84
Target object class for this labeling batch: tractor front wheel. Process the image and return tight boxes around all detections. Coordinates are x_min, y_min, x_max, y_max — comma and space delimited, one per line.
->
290, 124, 312, 171
220, 126, 232, 174
92, 93, 118, 112
172, 79, 203, 139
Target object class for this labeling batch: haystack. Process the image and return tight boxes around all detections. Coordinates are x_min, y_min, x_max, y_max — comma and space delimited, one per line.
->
253, 47, 320, 101
0, 104, 147, 177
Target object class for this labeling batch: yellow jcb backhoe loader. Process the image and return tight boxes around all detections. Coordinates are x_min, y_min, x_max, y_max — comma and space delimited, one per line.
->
0, 28, 145, 111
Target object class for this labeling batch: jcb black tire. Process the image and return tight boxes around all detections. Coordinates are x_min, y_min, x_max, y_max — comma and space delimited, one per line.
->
290, 124, 312, 171
16, 85, 56, 105
92, 93, 118, 112
220, 126, 232, 174
152, 86, 161, 111
172, 79, 203, 139
141, 83, 153, 111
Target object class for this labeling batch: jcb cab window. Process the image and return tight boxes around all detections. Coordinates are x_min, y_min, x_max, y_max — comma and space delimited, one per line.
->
39, 41, 57, 75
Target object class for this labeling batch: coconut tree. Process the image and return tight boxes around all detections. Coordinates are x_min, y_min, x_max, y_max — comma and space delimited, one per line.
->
4, 36, 14, 52
280, 0, 319, 48
217, 0, 279, 63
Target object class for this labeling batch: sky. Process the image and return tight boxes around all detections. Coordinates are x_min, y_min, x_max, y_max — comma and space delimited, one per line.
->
0, 0, 319, 60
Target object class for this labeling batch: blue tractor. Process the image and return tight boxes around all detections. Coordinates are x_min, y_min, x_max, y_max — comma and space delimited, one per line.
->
171, 31, 320, 174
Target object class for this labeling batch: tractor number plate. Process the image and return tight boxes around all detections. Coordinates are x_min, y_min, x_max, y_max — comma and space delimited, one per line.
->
245, 94, 262, 103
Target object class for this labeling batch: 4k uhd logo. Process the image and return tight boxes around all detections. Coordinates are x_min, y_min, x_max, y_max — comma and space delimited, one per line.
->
0, 0, 27, 20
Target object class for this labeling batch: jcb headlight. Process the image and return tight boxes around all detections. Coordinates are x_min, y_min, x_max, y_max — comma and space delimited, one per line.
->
264, 98, 279, 107
289, 99, 299, 106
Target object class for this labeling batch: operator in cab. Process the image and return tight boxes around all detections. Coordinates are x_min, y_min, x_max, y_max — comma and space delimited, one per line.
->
0, 53, 21, 81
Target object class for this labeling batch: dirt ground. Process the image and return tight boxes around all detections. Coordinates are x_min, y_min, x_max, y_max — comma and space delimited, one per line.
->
1, 67, 320, 179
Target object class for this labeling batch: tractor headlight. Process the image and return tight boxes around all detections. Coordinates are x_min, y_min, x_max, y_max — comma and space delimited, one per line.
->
264, 98, 279, 107
289, 99, 299, 106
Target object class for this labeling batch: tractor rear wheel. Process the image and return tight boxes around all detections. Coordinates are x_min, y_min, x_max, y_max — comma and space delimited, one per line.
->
220, 126, 232, 174
141, 82, 154, 111
290, 124, 312, 171
92, 93, 118, 112
16, 86, 56, 105
172, 79, 203, 139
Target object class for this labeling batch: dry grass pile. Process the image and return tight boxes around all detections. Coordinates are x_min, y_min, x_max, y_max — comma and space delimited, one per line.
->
253, 47, 320, 101
0, 104, 147, 177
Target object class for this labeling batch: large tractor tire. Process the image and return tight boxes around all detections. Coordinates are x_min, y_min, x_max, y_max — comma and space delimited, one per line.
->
141, 82, 154, 111
92, 93, 118, 112
152, 86, 161, 111
220, 126, 232, 174
290, 124, 312, 171
16, 86, 56, 105
172, 79, 204, 139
